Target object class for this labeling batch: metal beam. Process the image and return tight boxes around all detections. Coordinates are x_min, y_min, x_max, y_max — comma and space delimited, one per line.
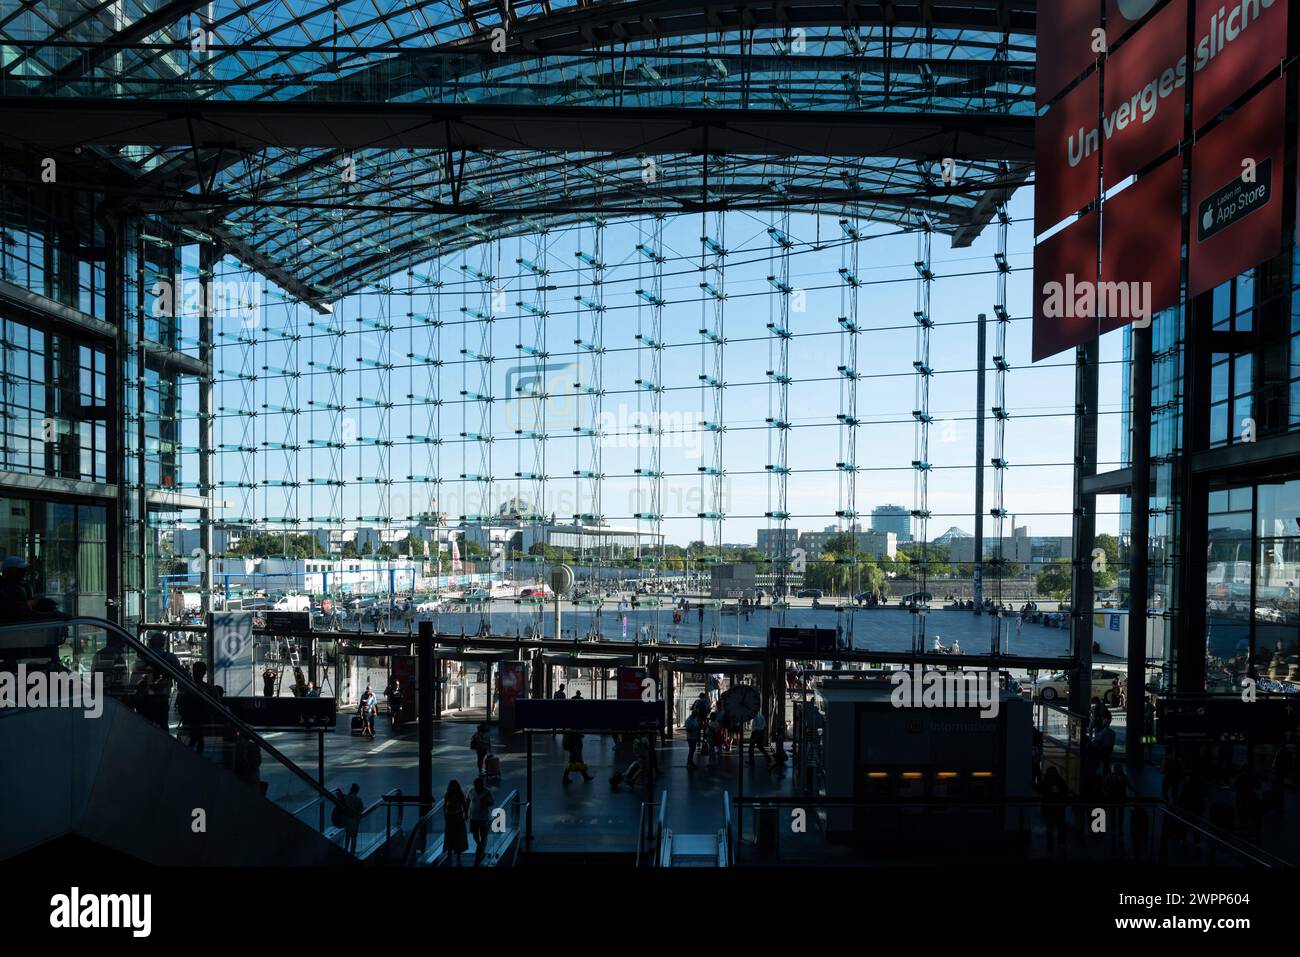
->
0, 97, 1035, 161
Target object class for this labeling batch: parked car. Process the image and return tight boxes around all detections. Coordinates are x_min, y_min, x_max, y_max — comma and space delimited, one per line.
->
898, 591, 933, 608
518, 586, 552, 600
1032, 667, 1127, 703
796, 588, 823, 599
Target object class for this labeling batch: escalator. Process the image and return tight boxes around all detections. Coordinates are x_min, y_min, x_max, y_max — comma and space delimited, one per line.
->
0, 617, 358, 866
642, 791, 731, 867
385, 790, 527, 867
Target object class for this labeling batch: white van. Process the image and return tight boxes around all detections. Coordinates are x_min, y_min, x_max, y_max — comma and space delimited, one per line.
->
273, 594, 312, 613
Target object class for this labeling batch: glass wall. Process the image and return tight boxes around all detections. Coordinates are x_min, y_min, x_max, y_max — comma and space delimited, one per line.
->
0, 184, 108, 318
1254, 481, 1300, 682
1203, 480, 1300, 693
0, 494, 107, 618
0, 315, 110, 483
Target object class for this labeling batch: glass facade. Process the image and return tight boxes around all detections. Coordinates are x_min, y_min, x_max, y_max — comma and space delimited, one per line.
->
0, 495, 107, 618
0, 317, 109, 483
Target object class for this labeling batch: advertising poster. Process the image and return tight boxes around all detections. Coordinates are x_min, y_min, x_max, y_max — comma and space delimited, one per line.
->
1189, 77, 1284, 297
1031, 211, 1102, 362
1191, 0, 1287, 129
1035, 72, 1102, 232
617, 666, 648, 701
498, 660, 527, 732
211, 611, 256, 698
1106, 0, 1167, 46
1101, 0, 1187, 187
1101, 157, 1183, 319
1037, 0, 1103, 107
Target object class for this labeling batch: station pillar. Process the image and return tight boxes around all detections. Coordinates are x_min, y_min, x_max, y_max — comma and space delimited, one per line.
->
418, 620, 434, 814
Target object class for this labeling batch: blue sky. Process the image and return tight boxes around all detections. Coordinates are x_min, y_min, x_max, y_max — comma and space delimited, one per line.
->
187, 186, 1129, 546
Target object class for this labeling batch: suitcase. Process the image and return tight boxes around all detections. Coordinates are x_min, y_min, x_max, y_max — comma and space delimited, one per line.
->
350, 715, 365, 736
483, 754, 501, 778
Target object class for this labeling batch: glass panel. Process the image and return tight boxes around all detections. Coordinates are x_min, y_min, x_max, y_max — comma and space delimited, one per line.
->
1232, 354, 1253, 397
1209, 402, 1228, 446
1210, 357, 1230, 403
1207, 486, 1253, 693
1212, 281, 1232, 327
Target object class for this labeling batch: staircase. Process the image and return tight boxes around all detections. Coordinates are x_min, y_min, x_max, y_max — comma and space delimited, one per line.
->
0, 617, 356, 867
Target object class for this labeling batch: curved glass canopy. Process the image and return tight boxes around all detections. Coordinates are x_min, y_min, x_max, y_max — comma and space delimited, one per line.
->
0, 0, 1037, 303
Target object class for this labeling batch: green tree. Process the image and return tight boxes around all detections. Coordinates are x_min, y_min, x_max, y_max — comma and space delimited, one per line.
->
1035, 558, 1073, 599
1093, 533, 1119, 589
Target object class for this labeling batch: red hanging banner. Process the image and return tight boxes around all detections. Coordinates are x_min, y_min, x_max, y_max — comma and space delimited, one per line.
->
1188, 77, 1285, 298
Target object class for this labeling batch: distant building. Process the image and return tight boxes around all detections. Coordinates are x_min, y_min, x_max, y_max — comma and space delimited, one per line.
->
871, 505, 913, 543
463, 519, 663, 559
946, 526, 1071, 570
711, 563, 757, 598
174, 524, 251, 557
353, 526, 411, 553
798, 526, 897, 561
757, 527, 803, 561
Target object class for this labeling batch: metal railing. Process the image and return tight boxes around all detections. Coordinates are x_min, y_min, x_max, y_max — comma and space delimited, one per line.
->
636, 790, 668, 867
726, 795, 1293, 868
721, 791, 734, 867
0, 616, 350, 833
378, 789, 525, 866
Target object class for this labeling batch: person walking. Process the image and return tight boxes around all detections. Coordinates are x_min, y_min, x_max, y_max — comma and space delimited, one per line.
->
359, 684, 378, 738
691, 691, 710, 724
341, 783, 363, 854
468, 777, 494, 866
385, 679, 404, 733
1161, 746, 1185, 803
747, 711, 772, 767
176, 661, 210, 752
562, 730, 595, 783
1101, 763, 1130, 846
470, 722, 492, 774
443, 780, 470, 865
684, 712, 701, 769
707, 711, 723, 767
1039, 766, 1069, 851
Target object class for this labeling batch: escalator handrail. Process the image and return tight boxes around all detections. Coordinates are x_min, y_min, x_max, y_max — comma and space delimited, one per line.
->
721, 791, 733, 866
399, 799, 446, 866
2, 615, 348, 816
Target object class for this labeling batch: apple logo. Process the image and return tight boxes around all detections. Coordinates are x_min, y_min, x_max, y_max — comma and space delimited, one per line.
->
1116, 0, 1158, 19
1203, 208, 1215, 232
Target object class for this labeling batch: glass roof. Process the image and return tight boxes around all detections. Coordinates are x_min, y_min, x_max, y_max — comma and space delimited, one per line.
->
0, 1, 1037, 303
